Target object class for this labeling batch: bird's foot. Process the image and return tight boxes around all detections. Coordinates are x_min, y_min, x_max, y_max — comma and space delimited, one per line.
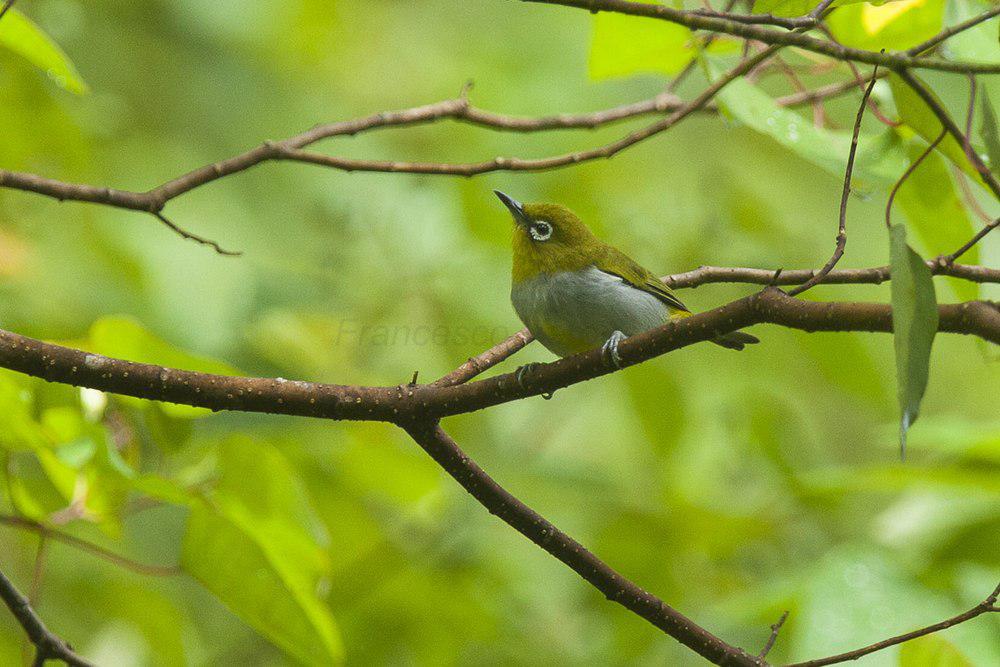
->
515, 362, 542, 388
601, 330, 627, 369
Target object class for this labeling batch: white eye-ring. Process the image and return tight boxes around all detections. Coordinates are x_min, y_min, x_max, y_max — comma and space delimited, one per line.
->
529, 220, 552, 241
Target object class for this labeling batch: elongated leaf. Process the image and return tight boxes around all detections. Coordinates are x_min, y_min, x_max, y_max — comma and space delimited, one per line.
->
895, 143, 978, 301
713, 71, 907, 182
980, 94, 1000, 175
0, 9, 87, 94
889, 74, 982, 183
181, 438, 341, 664
889, 224, 938, 456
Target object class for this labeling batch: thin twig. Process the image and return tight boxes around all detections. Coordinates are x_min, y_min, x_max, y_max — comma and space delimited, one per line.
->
668, 0, 741, 92
953, 165, 994, 223
885, 128, 947, 229
906, 6, 1000, 56
0, 568, 95, 667
939, 218, 1000, 265
152, 212, 241, 257
788, 65, 879, 297
816, 26, 899, 127
758, 610, 789, 659
432, 329, 533, 386
0, 515, 182, 577
661, 262, 1000, 288
785, 582, 1000, 667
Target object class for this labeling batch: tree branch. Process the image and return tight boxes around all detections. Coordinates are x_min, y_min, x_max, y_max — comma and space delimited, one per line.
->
758, 610, 789, 660
0, 516, 181, 577
0, 68, 884, 223
521, 0, 1000, 74
662, 262, 1000, 288
402, 420, 759, 665
785, 582, 1000, 667
0, 289, 996, 427
941, 218, 1000, 265
885, 128, 947, 228
432, 329, 533, 386
0, 568, 94, 667
906, 6, 1000, 56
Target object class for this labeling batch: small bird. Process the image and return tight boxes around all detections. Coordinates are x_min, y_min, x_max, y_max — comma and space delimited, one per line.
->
496, 191, 758, 369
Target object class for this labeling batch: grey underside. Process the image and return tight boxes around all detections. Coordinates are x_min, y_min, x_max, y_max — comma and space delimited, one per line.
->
511, 266, 670, 357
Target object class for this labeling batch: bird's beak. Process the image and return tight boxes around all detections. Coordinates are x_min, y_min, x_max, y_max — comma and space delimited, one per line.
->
494, 190, 529, 227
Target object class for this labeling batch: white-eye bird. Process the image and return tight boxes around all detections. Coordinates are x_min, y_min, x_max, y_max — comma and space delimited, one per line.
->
496, 191, 758, 368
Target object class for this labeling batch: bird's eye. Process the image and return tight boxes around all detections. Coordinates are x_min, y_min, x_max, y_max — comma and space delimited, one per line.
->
529, 220, 552, 241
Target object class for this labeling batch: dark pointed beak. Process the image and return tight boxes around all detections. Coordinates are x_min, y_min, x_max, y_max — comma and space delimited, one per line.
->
494, 190, 528, 227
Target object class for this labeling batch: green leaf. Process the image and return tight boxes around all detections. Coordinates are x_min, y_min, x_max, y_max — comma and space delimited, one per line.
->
0, 374, 47, 452
895, 141, 978, 301
979, 94, 1000, 175
713, 70, 907, 182
78, 316, 241, 418
181, 437, 341, 664
899, 635, 974, 667
0, 9, 88, 94
753, 0, 900, 17
888, 74, 982, 183
589, 0, 694, 79
889, 224, 938, 456
827, 0, 945, 52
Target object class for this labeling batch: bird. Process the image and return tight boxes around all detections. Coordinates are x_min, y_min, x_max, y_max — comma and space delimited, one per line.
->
495, 190, 758, 371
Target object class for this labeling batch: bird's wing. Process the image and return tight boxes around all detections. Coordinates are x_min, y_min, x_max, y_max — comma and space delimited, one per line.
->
593, 245, 690, 313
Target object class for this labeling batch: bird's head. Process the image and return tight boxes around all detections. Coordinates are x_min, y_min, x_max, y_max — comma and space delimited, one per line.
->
494, 190, 599, 281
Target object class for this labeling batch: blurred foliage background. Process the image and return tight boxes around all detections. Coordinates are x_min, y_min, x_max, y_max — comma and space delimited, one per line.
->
0, 0, 998, 664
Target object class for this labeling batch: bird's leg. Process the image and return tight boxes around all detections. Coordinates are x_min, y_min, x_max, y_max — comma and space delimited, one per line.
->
601, 330, 627, 369
514, 363, 557, 399
515, 362, 542, 388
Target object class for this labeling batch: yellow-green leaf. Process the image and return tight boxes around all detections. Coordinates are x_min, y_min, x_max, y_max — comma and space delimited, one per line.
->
889, 73, 981, 183
827, 0, 945, 52
181, 438, 341, 664
889, 224, 938, 456
713, 70, 907, 182
589, 0, 694, 79
899, 635, 974, 666
0, 9, 88, 94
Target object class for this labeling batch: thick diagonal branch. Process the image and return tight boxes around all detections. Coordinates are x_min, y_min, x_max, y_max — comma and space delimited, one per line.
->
402, 421, 758, 666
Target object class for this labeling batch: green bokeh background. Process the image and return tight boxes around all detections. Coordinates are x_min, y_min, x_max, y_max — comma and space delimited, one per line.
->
0, 0, 998, 665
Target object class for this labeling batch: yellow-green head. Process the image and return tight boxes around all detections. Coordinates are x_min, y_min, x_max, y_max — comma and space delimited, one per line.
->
494, 191, 602, 283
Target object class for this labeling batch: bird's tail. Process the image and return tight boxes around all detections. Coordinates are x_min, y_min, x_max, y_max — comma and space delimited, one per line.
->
671, 311, 759, 351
